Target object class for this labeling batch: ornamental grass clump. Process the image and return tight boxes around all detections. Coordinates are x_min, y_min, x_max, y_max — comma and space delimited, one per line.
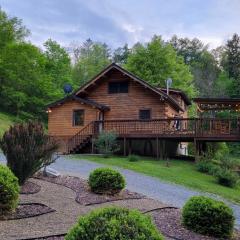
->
0, 121, 58, 185
88, 168, 125, 194
0, 165, 19, 215
65, 207, 163, 240
182, 196, 234, 239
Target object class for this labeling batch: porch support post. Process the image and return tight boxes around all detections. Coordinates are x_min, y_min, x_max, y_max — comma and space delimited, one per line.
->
91, 137, 94, 154
163, 140, 166, 159
123, 137, 127, 156
194, 138, 199, 161
128, 138, 132, 155
156, 137, 159, 159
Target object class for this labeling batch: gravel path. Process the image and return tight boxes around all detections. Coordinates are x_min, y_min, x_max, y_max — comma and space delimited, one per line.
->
1, 153, 240, 229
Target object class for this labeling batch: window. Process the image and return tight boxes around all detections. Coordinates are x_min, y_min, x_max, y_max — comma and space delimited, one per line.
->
73, 110, 84, 126
108, 82, 128, 94
139, 109, 151, 120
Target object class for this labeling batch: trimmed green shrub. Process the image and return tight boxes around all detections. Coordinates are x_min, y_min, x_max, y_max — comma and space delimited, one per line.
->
0, 121, 58, 185
128, 154, 139, 162
196, 161, 214, 173
196, 161, 221, 176
0, 165, 19, 215
88, 168, 125, 194
95, 131, 119, 157
65, 207, 163, 240
182, 196, 234, 238
216, 169, 238, 188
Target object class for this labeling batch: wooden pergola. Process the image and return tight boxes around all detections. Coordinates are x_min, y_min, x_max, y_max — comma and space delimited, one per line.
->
193, 98, 240, 114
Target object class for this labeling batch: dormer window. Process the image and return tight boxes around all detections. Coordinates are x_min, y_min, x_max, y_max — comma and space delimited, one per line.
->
108, 82, 128, 94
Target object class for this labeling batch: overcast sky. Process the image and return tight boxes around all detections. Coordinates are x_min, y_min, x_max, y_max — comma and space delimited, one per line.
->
1, 0, 240, 49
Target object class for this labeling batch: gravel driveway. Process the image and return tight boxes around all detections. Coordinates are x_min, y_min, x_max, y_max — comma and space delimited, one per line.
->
1, 153, 240, 228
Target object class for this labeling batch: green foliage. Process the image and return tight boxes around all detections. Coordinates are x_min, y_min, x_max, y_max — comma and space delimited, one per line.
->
0, 165, 19, 215
128, 154, 139, 162
88, 168, 126, 194
216, 169, 238, 188
72, 39, 111, 86
65, 206, 163, 240
196, 160, 221, 176
125, 35, 196, 97
95, 131, 119, 157
0, 42, 51, 116
113, 44, 130, 65
0, 121, 58, 185
44, 39, 74, 95
218, 156, 239, 171
0, 8, 29, 50
182, 196, 234, 238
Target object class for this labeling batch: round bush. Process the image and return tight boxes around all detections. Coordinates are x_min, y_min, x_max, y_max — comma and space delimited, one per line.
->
128, 154, 139, 162
0, 165, 19, 215
182, 196, 234, 238
88, 168, 125, 194
196, 161, 221, 175
216, 169, 238, 188
65, 207, 163, 240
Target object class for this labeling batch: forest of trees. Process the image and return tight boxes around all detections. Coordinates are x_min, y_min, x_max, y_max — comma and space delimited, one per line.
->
0, 8, 240, 121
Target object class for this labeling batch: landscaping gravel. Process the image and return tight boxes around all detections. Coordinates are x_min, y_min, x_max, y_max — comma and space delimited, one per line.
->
20, 181, 41, 194
36, 174, 145, 206
47, 154, 240, 228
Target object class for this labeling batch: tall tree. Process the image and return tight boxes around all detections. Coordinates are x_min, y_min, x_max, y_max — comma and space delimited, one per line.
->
44, 39, 73, 97
170, 35, 222, 97
225, 34, 240, 97
191, 51, 220, 97
0, 42, 51, 116
112, 44, 130, 65
72, 39, 111, 86
125, 36, 196, 97
169, 35, 206, 65
0, 8, 29, 50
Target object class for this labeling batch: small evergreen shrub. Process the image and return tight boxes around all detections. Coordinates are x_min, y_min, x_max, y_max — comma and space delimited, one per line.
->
216, 169, 238, 188
196, 161, 214, 173
65, 207, 163, 240
128, 154, 139, 162
0, 121, 58, 184
88, 168, 126, 194
196, 161, 221, 176
182, 196, 234, 238
95, 131, 119, 157
0, 165, 19, 215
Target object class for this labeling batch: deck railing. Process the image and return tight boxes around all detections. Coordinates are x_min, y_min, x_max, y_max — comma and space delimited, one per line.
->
67, 118, 240, 152
94, 118, 240, 138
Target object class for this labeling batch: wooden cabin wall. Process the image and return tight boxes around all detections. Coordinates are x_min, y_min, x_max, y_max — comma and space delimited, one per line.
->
85, 70, 178, 120
48, 100, 99, 153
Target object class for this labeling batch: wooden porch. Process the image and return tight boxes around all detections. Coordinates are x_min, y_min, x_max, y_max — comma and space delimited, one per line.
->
67, 118, 240, 154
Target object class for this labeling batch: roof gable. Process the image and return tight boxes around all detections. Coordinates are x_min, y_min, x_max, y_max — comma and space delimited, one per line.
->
46, 95, 110, 111
75, 63, 184, 112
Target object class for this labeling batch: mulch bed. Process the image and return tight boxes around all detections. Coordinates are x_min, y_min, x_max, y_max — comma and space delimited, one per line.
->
19, 234, 65, 240
20, 181, 41, 194
1, 203, 55, 220
150, 207, 240, 240
35, 174, 145, 205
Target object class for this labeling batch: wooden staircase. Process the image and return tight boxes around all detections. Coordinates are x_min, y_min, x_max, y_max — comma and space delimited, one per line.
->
67, 122, 97, 153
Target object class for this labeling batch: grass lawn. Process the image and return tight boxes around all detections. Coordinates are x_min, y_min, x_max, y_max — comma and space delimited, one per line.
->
74, 154, 240, 204
0, 112, 16, 137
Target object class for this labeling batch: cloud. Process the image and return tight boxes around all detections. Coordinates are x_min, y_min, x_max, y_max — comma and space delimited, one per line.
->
0, 0, 239, 49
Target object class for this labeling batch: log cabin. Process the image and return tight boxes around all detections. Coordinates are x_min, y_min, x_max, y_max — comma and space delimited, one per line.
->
47, 63, 191, 156
46, 63, 240, 158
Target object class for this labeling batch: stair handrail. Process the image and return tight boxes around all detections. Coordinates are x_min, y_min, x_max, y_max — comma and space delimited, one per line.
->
68, 121, 98, 153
